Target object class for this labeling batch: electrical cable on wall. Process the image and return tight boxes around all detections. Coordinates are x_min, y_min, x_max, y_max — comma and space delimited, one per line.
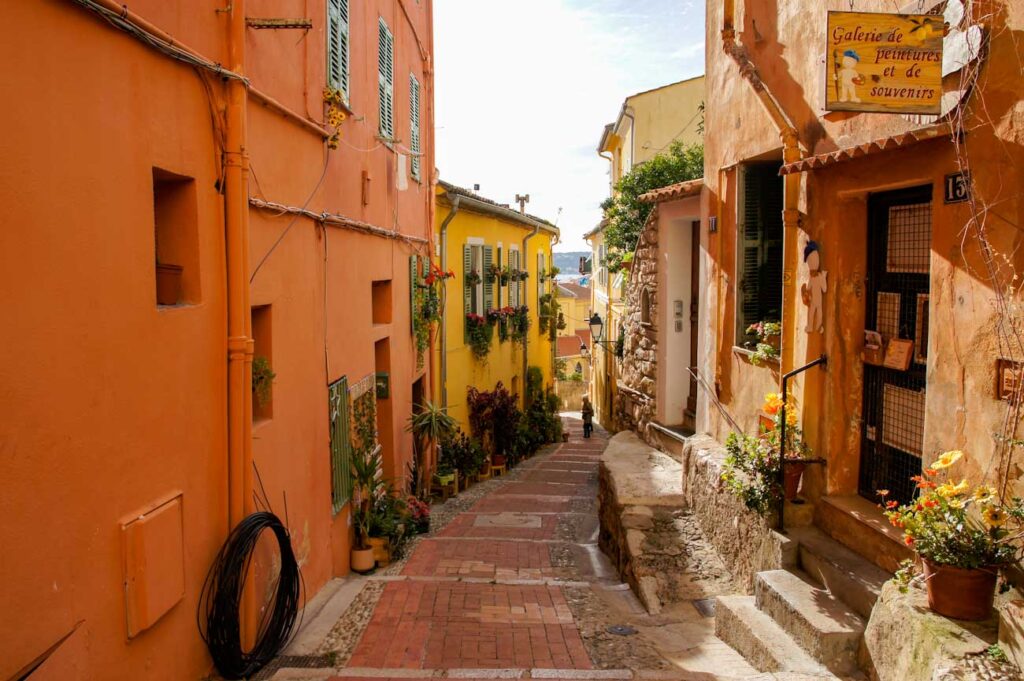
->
198, 510, 301, 679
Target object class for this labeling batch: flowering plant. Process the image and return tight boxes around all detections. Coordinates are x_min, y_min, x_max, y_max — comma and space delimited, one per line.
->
721, 393, 810, 516
465, 269, 482, 286
745, 320, 781, 366
423, 263, 455, 287
465, 313, 493, 360
879, 450, 1024, 586
487, 263, 504, 283
510, 305, 530, 343
406, 496, 430, 523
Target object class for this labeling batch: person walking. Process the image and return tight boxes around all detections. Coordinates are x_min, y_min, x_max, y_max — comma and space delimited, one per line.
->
581, 397, 594, 439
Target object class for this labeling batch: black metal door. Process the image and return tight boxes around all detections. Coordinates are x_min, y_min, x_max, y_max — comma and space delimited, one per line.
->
858, 186, 933, 504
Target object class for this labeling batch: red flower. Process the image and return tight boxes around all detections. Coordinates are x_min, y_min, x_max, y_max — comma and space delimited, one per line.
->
885, 500, 898, 509
904, 535, 915, 546
923, 498, 938, 508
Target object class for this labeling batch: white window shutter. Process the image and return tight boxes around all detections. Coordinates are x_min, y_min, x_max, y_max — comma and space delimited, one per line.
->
327, 0, 350, 103
378, 19, 394, 139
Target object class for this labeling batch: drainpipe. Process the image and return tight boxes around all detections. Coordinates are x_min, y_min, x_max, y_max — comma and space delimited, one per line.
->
721, 0, 803, 374
438, 196, 461, 410
621, 107, 636, 172
522, 224, 541, 406
224, 0, 255, 644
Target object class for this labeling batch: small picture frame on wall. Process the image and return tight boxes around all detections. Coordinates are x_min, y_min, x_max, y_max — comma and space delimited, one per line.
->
863, 330, 884, 366
996, 358, 1023, 402
883, 339, 915, 371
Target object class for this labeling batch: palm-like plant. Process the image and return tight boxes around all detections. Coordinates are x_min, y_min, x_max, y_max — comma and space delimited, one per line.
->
350, 445, 383, 549
407, 401, 457, 493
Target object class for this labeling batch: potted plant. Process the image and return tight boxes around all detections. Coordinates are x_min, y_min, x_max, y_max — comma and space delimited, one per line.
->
721, 393, 809, 514
155, 262, 183, 305
465, 269, 482, 286
349, 444, 383, 573
407, 496, 431, 534
252, 356, 275, 408
407, 401, 457, 496
499, 266, 512, 285
880, 450, 1023, 621
745, 321, 781, 366
465, 313, 493, 361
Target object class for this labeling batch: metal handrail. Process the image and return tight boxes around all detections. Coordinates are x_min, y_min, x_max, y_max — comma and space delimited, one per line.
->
777, 355, 828, 534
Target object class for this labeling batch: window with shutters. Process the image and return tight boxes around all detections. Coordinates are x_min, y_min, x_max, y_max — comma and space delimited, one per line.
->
464, 244, 485, 315
509, 247, 520, 307
597, 244, 607, 287
377, 18, 395, 140
409, 74, 422, 181
496, 246, 503, 307
326, 0, 350, 104
329, 376, 352, 513
735, 163, 784, 346
537, 252, 546, 307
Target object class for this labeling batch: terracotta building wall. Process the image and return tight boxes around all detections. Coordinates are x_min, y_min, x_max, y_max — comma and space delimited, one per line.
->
700, 0, 1024, 502
0, 0, 434, 678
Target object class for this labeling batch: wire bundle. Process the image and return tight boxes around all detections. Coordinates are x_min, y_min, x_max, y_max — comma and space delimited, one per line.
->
198, 512, 301, 679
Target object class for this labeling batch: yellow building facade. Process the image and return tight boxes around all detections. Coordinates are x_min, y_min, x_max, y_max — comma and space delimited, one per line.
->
434, 182, 558, 431
589, 76, 705, 432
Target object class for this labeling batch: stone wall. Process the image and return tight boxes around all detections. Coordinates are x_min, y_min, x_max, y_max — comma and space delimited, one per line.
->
680, 434, 790, 592
618, 210, 660, 443
555, 379, 587, 411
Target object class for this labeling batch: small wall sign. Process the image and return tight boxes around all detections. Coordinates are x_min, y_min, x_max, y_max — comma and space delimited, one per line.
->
826, 11, 943, 114
944, 171, 971, 203
996, 359, 1023, 402
375, 372, 390, 400
883, 338, 915, 371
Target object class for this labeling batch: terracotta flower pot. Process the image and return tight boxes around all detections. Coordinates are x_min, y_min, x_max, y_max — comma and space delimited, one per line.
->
155, 263, 183, 305
922, 559, 997, 621
368, 537, 390, 566
350, 547, 375, 573
783, 462, 806, 501
493, 454, 507, 467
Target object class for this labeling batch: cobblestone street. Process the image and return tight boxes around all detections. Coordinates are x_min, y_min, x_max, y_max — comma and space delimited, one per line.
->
268, 417, 771, 681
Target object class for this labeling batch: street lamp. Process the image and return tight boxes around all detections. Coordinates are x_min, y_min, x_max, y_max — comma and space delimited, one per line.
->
589, 313, 604, 344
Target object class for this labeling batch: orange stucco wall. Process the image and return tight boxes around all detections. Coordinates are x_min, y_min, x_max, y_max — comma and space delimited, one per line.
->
0, 0, 434, 677
700, 0, 1024, 502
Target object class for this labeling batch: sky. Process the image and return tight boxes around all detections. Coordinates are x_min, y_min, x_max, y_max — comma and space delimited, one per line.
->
433, 0, 705, 252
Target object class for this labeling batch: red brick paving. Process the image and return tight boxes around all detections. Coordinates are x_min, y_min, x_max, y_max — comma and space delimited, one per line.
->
469, 495, 573, 514
402, 538, 558, 579
339, 418, 603, 674
438, 513, 558, 540
521, 470, 595, 485
347, 581, 590, 669
498, 481, 591, 497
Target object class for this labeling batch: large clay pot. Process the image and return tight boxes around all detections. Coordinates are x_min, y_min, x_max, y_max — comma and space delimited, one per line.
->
156, 263, 183, 305
368, 537, 390, 566
922, 559, 997, 621
783, 462, 806, 501
351, 547, 376, 573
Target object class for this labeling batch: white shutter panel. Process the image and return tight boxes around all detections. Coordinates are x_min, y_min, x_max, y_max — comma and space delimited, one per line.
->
409, 74, 422, 180
327, 0, 350, 103
378, 19, 394, 139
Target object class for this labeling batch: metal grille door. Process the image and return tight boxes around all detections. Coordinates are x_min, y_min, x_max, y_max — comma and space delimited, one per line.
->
859, 186, 932, 504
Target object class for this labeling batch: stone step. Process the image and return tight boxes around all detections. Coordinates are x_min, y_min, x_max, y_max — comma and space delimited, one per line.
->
715, 595, 839, 678
790, 526, 892, 619
815, 495, 913, 574
754, 570, 865, 675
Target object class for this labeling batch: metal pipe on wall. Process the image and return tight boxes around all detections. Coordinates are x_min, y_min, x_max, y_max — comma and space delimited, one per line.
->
438, 196, 461, 409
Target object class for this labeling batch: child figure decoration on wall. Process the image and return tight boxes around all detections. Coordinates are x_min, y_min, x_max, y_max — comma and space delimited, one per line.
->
836, 49, 864, 103
801, 241, 827, 334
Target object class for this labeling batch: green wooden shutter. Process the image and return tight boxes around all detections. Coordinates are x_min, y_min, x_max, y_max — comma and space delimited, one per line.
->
463, 245, 473, 339
738, 166, 762, 341
409, 255, 418, 335
329, 376, 352, 513
737, 164, 785, 343
483, 246, 494, 312
496, 247, 503, 308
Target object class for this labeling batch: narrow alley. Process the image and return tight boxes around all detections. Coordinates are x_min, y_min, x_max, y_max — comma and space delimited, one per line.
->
264, 417, 758, 681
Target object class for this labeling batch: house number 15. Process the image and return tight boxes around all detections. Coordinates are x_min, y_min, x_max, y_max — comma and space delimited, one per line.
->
944, 172, 970, 204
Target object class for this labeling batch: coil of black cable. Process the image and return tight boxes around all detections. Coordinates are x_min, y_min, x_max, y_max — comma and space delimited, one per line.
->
198, 511, 301, 679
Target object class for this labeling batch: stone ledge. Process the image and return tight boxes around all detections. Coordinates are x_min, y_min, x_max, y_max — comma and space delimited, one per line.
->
861, 581, 1002, 681
680, 435, 791, 592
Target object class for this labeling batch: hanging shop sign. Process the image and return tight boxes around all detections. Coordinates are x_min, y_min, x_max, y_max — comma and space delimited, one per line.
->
826, 11, 944, 114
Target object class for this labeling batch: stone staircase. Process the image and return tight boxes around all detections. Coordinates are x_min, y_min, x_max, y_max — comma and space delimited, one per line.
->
715, 526, 891, 679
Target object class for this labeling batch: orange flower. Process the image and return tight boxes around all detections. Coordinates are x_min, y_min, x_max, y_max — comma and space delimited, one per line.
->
886, 500, 898, 509
877, 489, 890, 498
904, 535, 915, 546
917, 480, 937, 490
763, 393, 783, 415
925, 468, 938, 476
923, 498, 938, 508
